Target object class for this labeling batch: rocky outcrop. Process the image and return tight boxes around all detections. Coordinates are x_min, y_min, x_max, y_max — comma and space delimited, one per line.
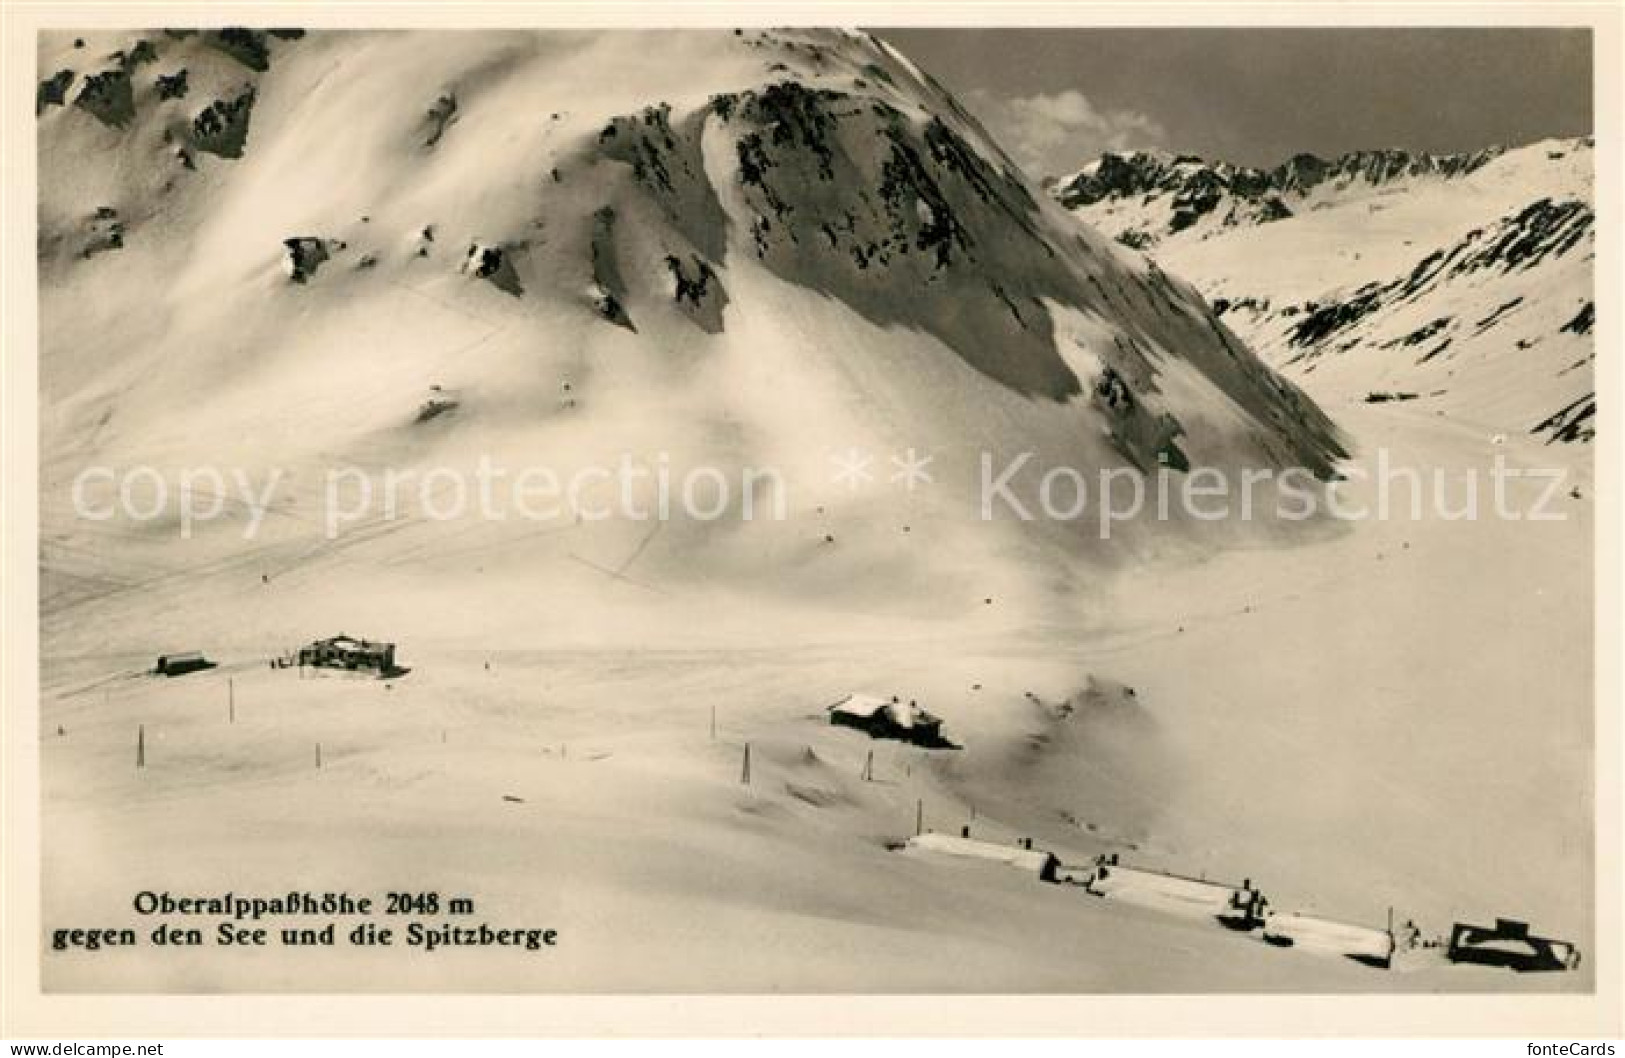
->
82, 206, 125, 258
282, 237, 335, 283
422, 93, 457, 148
112, 40, 159, 72
700, 80, 1086, 401
1090, 364, 1188, 471
37, 30, 302, 165
190, 86, 256, 158
588, 207, 635, 331
1285, 197, 1592, 354
1058, 145, 1504, 212
1561, 301, 1594, 336
155, 69, 189, 100
664, 253, 727, 333
1054, 145, 1506, 245
461, 241, 523, 296
565, 70, 1343, 474
1445, 198, 1592, 276
1532, 393, 1595, 444
205, 28, 273, 72
37, 70, 74, 113
73, 67, 135, 127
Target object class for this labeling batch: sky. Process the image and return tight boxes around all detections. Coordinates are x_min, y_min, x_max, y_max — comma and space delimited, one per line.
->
873, 29, 1593, 179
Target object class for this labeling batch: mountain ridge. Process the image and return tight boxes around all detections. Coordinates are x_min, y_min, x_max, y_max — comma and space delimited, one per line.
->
37, 27, 1347, 645
1050, 134, 1594, 444
1051, 138, 1588, 248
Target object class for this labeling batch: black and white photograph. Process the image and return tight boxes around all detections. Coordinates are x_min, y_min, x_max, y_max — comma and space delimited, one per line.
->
2, 1, 1620, 1045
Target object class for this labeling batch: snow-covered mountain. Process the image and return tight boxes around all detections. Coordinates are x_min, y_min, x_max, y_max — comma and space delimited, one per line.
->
1054, 139, 1594, 443
37, 28, 1344, 646
33, 31, 1597, 997
1051, 145, 1508, 248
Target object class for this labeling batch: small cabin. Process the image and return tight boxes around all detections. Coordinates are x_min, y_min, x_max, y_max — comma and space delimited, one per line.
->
298, 634, 397, 675
154, 651, 214, 677
827, 693, 954, 748
1447, 918, 1581, 972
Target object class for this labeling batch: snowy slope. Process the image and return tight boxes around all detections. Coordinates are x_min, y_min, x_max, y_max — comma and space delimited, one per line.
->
1056, 139, 1594, 441
37, 28, 1345, 650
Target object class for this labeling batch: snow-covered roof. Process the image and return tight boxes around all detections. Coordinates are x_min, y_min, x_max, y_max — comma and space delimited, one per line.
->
908, 833, 1056, 874
828, 693, 890, 717
316, 634, 391, 650
828, 693, 935, 728
1263, 911, 1393, 959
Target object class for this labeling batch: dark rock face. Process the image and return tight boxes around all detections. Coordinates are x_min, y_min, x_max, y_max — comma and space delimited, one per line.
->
597, 102, 727, 262
1256, 196, 1293, 222
1090, 364, 1187, 471
1474, 298, 1523, 335
415, 387, 459, 424
206, 28, 272, 72
1448, 198, 1592, 275
1168, 168, 1225, 232
1561, 301, 1594, 336
704, 80, 1083, 401
1271, 152, 1330, 194
155, 69, 189, 100
1281, 196, 1593, 380
190, 87, 256, 158
462, 242, 523, 296
1289, 286, 1386, 348
282, 237, 332, 283
73, 68, 136, 127
37, 70, 75, 114
570, 77, 1344, 475
570, 74, 1344, 473
1532, 393, 1595, 444
1054, 145, 1505, 235
589, 207, 636, 331
1059, 151, 1167, 207
115, 40, 159, 71
1396, 316, 1452, 348
1212, 295, 1271, 318
82, 206, 125, 257
422, 93, 457, 148
39, 31, 300, 162
664, 253, 728, 333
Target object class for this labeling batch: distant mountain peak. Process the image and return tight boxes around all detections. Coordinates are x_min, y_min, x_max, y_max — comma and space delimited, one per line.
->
1053, 142, 1526, 213
1051, 136, 1592, 253
1065, 130, 1595, 446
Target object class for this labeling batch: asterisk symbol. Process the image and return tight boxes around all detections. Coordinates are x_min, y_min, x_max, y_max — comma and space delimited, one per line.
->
829, 448, 874, 490
889, 448, 935, 491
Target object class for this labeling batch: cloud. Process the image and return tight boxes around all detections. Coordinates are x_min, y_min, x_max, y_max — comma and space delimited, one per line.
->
967, 89, 1167, 180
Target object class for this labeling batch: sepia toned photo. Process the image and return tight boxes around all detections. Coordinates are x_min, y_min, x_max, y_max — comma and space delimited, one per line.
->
4, 2, 1620, 1041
